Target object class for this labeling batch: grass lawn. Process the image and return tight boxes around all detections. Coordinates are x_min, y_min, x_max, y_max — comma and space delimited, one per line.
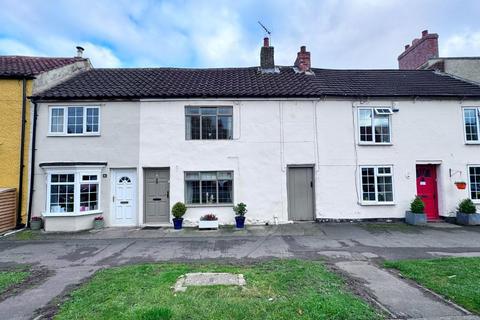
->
55, 260, 382, 320
385, 257, 480, 314
0, 269, 30, 294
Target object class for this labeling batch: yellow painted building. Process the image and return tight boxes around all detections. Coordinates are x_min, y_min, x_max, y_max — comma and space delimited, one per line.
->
0, 78, 32, 225
0, 54, 91, 228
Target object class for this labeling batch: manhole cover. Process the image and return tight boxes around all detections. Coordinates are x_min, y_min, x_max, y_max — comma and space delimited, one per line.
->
173, 272, 246, 292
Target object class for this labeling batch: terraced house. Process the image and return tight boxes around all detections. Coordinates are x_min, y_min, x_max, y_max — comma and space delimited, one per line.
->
0, 50, 90, 232
29, 37, 480, 232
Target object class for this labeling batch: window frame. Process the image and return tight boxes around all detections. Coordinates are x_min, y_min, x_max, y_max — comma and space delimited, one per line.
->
48, 106, 101, 136
45, 168, 102, 216
185, 106, 233, 141
184, 170, 234, 206
468, 165, 480, 203
357, 107, 393, 145
463, 107, 480, 144
359, 165, 395, 205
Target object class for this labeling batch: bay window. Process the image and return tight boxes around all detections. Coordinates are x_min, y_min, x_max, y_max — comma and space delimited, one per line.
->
360, 166, 394, 204
185, 171, 233, 205
358, 108, 392, 144
46, 169, 101, 214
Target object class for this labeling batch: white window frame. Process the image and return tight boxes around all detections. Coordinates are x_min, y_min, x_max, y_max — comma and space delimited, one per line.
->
44, 167, 102, 216
463, 107, 480, 144
358, 107, 393, 145
48, 106, 101, 136
468, 165, 480, 203
359, 165, 395, 205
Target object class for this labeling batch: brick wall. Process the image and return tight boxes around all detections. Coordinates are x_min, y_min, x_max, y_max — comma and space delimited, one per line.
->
398, 30, 439, 70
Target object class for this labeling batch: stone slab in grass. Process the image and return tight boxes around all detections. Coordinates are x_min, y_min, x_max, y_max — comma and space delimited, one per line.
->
173, 272, 246, 292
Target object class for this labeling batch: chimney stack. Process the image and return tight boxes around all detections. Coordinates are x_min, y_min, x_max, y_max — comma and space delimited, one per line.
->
76, 46, 85, 58
398, 30, 438, 70
260, 37, 275, 70
294, 46, 311, 72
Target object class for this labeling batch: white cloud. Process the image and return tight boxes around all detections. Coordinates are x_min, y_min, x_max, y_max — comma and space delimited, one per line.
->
0, 0, 479, 68
0, 38, 43, 56
442, 31, 480, 57
79, 43, 122, 68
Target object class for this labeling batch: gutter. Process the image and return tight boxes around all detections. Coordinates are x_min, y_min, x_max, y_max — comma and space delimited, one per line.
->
26, 101, 38, 228
16, 78, 27, 228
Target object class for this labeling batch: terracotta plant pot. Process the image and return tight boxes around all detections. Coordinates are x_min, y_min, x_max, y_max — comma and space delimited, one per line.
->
455, 182, 467, 190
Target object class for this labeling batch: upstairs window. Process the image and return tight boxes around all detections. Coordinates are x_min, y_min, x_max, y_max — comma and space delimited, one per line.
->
464, 108, 480, 142
360, 166, 394, 204
358, 108, 392, 144
49, 106, 100, 135
185, 106, 233, 140
185, 171, 233, 205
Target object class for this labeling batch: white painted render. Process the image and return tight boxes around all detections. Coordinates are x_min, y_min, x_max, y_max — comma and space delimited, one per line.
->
33, 97, 480, 229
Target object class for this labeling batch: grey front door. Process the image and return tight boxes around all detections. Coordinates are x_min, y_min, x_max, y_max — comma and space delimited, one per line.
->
287, 166, 314, 221
144, 168, 170, 224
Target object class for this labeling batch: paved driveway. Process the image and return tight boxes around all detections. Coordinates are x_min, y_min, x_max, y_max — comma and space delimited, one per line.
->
1, 222, 480, 319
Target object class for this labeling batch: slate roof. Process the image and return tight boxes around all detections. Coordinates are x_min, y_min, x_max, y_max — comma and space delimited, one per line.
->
0, 56, 85, 78
33, 66, 480, 100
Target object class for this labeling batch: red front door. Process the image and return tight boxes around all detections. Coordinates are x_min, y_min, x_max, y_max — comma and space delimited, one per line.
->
416, 164, 439, 220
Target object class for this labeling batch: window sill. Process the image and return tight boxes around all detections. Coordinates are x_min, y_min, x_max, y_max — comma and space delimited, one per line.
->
42, 210, 103, 217
465, 142, 480, 145
185, 204, 234, 208
47, 134, 101, 137
359, 202, 396, 206
358, 143, 393, 146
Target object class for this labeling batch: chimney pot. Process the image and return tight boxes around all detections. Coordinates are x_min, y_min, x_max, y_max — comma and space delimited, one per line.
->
263, 37, 270, 47
422, 30, 428, 37
300, 45, 306, 53
76, 46, 85, 58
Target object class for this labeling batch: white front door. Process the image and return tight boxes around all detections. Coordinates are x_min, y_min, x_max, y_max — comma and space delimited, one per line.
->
111, 169, 137, 226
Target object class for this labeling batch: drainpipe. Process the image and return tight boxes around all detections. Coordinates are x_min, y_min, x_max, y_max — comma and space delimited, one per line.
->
16, 78, 27, 228
26, 101, 38, 228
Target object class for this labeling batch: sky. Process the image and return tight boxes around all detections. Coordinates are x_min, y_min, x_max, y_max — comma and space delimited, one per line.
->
0, 0, 479, 69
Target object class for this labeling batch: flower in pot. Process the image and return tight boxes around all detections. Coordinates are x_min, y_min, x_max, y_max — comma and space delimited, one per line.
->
172, 202, 187, 230
199, 213, 218, 230
233, 202, 247, 228
405, 196, 427, 225
456, 198, 479, 225
93, 216, 105, 229
30, 216, 42, 230
455, 181, 467, 190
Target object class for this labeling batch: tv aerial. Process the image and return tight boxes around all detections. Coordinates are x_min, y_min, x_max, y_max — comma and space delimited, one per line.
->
258, 21, 272, 36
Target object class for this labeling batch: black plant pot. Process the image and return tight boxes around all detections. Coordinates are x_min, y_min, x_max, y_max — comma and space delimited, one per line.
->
173, 218, 183, 230
235, 216, 246, 228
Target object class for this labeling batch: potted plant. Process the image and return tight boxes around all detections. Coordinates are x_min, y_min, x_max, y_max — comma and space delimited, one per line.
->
456, 198, 479, 225
172, 202, 187, 230
199, 214, 218, 230
455, 181, 467, 190
233, 202, 247, 228
30, 216, 42, 230
93, 216, 105, 229
405, 196, 427, 225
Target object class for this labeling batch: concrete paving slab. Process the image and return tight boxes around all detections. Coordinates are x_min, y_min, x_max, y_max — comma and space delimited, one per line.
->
173, 272, 245, 292
336, 261, 466, 319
